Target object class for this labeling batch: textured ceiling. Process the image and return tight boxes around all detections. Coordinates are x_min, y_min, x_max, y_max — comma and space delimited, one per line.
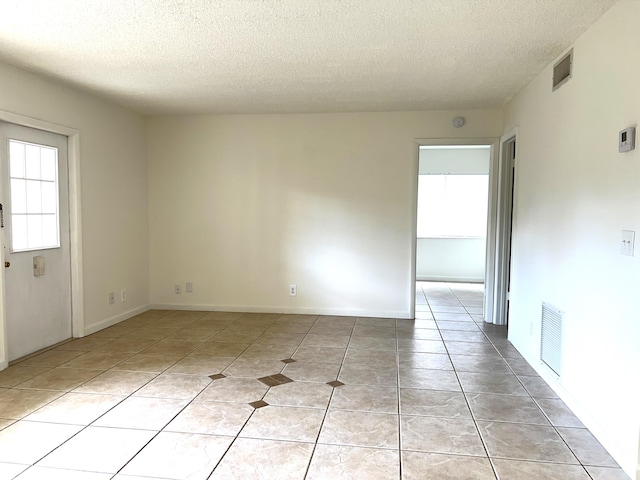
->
0, 0, 619, 115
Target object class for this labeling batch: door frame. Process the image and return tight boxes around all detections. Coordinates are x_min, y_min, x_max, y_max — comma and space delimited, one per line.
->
410, 137, 499, 318
0, 110, 84, 369
486, 129, 518, 325
484, 128, 518, 325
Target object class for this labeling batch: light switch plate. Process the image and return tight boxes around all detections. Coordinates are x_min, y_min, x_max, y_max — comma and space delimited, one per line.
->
621, 230, 635, 256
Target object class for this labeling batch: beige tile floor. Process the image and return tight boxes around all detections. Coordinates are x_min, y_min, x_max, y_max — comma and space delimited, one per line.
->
0, 282, 629, 479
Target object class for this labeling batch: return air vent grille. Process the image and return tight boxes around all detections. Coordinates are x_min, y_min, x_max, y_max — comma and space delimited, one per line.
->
540, 302, 563, 376
553, 49, 573, 91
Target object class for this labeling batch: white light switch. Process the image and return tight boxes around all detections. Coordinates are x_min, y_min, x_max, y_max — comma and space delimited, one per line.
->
621, 230, 635, 256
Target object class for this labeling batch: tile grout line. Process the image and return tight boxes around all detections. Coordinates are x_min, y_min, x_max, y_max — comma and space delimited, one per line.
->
426, 283, 500, 480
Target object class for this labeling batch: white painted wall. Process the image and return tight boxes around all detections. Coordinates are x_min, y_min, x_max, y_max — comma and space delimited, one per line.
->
503, 1, 640, 477
147, 111, 502, 317
0, 61, 149, 364
417, 147, 490, 281
416, 238, 486, 282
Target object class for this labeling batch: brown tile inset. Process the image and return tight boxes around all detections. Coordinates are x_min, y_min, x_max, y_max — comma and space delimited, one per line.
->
280, 358, 297, 364
257, 374, 293, 387
209, 373, 226, 381
249, 400, 269, 409
326, 380, 345, 388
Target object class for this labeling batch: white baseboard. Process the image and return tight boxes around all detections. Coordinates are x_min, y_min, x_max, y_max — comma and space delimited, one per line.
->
150, 303, 413, 319
417, 275, 484, 283
82, 304, 151, 336
523, 355, 637, 479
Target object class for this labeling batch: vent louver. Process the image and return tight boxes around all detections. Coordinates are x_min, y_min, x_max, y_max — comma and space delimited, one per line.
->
541, 302, 563, 376
553, 49, 573, 91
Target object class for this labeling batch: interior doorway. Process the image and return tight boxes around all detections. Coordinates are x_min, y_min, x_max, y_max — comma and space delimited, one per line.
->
416, 145, 491, 284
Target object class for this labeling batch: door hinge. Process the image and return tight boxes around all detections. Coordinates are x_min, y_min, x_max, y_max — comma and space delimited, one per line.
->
0, 203, 3, 228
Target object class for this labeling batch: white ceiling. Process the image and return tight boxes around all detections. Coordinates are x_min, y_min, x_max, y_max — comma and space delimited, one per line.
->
0, 0, 619, 115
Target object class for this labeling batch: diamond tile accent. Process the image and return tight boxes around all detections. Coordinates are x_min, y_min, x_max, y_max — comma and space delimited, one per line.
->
258, 374, 294, 387
209, 373, 226, 380
281, 358, 297, 364
327, 380, 345, 388
249, 400, 269, 409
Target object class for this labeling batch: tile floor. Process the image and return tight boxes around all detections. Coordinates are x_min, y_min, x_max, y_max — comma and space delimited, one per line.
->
0, 282, 629, 479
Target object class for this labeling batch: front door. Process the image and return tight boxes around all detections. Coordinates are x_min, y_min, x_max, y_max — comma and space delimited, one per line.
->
0, 123, 71, 361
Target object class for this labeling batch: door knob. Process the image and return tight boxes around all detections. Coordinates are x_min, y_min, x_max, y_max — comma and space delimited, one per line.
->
4, 261, 10, 268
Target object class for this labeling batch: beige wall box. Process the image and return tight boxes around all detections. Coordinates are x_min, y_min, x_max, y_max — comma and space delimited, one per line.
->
33, 256, 45, 276
619, 126, 635, 153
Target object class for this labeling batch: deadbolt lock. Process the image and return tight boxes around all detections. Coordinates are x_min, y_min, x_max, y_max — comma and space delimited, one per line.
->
4, 261, 10, 268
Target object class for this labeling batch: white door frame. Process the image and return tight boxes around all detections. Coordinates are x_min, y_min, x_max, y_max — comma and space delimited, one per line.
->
410, 137, 499, 318
0, 110, 84, 369
486, 129, 518, 325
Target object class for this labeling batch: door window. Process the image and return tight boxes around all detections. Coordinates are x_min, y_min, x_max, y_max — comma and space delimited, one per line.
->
8, 139, 60, 251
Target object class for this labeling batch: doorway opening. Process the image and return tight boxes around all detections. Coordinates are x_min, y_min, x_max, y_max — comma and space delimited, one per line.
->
411, 136, 516, 328
416, 145, 491, 286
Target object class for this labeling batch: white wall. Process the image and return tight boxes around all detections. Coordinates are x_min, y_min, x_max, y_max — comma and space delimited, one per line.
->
0, 61, 149, 362
416, 238, 486, 282
147, 111, 502, 317
503, 1, 640, 477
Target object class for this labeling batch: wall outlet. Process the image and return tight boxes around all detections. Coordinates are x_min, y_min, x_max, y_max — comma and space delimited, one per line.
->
175, 284, 182, 294
289, 284, 297, 296
121, 289, 127, 302
186, 282, 193, 293
108, 292, 115, 305
621, 230, 635, 256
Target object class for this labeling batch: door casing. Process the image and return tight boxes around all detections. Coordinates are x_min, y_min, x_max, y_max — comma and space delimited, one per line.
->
410, 137, 500, 319
487, 130, 517, 326
0, 110, 84, 370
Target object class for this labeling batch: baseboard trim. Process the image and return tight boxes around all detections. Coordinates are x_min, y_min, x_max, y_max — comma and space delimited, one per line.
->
417, 276, 484, 283
83, 304, 151, 336
150, 303, 413, 319
519, 350, 637, 479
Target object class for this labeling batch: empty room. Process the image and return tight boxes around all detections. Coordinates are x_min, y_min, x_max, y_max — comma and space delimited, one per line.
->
0, 1, 638, 479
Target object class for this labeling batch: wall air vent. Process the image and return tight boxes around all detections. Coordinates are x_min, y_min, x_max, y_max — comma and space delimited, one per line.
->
540, 302, 563, 376
553, 49, 573, 91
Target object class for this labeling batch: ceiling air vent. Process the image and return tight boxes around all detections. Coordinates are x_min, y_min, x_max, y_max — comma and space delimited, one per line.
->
540, 302, 563, 376
553, 49, 573, 91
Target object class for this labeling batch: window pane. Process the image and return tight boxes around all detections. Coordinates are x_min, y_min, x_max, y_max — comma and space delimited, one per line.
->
417, 174, 488, 238
42, 214, 59, 247
25, 144, 41, 179
9, 141, 61, 252
10, 179, 27, 214
26, 180, 42, 214
40, 148, 57, 181
41, 182, 57, 214
11, 215, 28, 251
27, 215, 43, 249
9, 141, 25, 178
417, 176, 446, 237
